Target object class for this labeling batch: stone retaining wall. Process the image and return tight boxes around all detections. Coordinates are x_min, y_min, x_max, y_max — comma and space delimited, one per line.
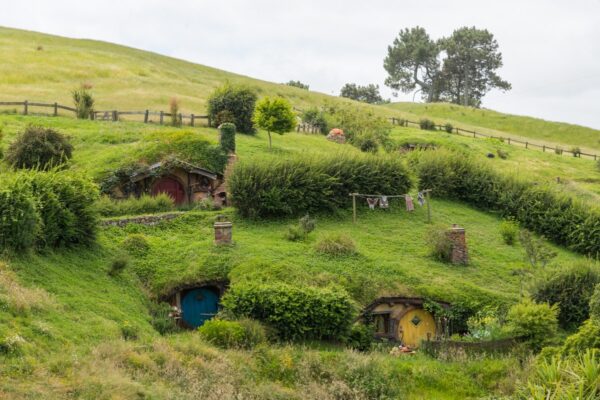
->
101, 212, 184, 227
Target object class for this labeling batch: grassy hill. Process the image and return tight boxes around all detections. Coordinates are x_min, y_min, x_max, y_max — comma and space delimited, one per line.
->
1, 25, 600, 152
1, 26, 599, 399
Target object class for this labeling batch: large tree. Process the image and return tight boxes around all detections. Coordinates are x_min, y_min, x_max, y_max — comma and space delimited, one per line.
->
438, 27, 511, 107
384, 26, 511, 107
383, 26, 441, 102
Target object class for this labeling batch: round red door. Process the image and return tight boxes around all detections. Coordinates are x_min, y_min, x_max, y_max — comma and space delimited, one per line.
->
151, 177, 185, 204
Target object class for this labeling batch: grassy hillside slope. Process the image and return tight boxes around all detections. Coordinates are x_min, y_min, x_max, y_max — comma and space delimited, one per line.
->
1, 25, 599, 152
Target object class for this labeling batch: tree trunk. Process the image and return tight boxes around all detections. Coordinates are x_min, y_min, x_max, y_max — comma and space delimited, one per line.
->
268, 131, 272, 149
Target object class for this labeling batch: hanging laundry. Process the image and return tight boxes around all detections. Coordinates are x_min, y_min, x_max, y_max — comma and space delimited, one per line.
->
379, 196, 389, 209
366, 197, 379, 210
417, 192, 426, 207
405, 195, 414, 212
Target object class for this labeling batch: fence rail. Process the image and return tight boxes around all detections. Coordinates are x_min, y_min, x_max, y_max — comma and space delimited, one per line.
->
390, 117, 599, 161
0, 100, 211, 127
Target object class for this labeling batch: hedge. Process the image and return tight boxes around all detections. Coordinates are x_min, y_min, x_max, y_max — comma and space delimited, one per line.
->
221, 283, 355, 341
414, 150, 600, 258
0, 171, 98, 251
229, 153, 412, 218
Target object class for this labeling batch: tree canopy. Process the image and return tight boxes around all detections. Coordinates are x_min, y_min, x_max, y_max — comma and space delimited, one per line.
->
339, 83, 386, 104
384, 26, 511, 107
285, 80, 309, 90
253, 97, 297, 149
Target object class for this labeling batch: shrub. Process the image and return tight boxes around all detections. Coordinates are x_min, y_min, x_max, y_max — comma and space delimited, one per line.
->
419, 119, 436, 130
315, 233, 357, 256
426, 226, 452, 262
325, 103, 391, 150
444, 123, 454, 133
194, 197, 221, 211
215, 110, 235, 127
301, 107, 328, 134
207, 83, 257, 134
0, 334, 26, 356
554, 147, 563, 155
562, 319, 600, 354
95, 194, 174, 217
149, 302, 179, 335
120, 321, 139, 340
590, 284, 600, 321
414, 150, 600, 259
6, 126, 73, 170
72, 84, 94, 119
499, 219, 518, 245
531, 263, 600, 329
253, 97, 297, 149
346, 324, 374, 352
122, 234, 150, 256
356, 135, 378, 153
0, 174, 39, 251
299, 214, 316, 236
284, 225, 304, 241
169, 97, 181, 127
285, 214, 316, 241
219, 122, 236, 154
109, 255, 129, 276
198, 318, 266, 349
506, 299, 558, 351
221, 283, 355, 341
496, 149, 508, 159
570, 146, 581, 157
230, 153, 412, 218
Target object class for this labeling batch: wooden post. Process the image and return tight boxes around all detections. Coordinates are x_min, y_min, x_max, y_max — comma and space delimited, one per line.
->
507, 138, 511, 144
207, 116, 212, 127
144, 110, 149, 123
473, 131, 476, 138
112, 110, 118, 121
525, 142, 528, 149
23, 100, 28, 115
179, 113, 183, 126
191, 113, 195, 127
426, 190, 432, 224
53, 102, 58, 116
543, 145, 546, 152
159, 111, 164, 125
91, 112, 95, 121
352, 193, 357, 224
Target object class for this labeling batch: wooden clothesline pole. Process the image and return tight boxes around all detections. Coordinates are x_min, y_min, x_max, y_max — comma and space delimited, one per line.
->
349, 189, 433, 224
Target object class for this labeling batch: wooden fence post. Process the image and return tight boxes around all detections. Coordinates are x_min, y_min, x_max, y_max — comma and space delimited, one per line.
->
23, 100, 28, 115
144, 110, 149, 123
507, 138, 511, 144
179, 113, 182, 126
112, 110, 118, 122
426, 190, 432, 224
159, 111, 164, 125
191, 114, 195, 127
53, 102, 58, 116
543, 145, 546, 152
525, 142, 528, 149
352, 193, 357, 224
473, 131, 476, 138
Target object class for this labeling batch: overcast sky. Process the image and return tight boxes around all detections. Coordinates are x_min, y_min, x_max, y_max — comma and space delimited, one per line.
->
2, 0, 599, 128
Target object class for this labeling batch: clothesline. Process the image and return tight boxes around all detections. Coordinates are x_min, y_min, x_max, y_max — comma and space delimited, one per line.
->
349, 189, 433, 224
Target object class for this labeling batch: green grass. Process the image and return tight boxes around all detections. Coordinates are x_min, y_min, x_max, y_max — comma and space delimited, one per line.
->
386, 102, 600, 152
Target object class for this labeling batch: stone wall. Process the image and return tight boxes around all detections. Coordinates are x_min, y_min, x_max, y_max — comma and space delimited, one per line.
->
101, 212, 183, 227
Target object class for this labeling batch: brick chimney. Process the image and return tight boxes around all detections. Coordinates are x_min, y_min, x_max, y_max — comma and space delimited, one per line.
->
447, 224, 468, 265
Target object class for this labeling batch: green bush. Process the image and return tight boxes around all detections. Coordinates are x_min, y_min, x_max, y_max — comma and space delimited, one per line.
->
286, 214, 317, 242
207, 83, 257, 134
284, 225, 304, 241
554, 147, 563, 155
419, 119, 436, 130
0, 174, 39, 251
414, 150, 600, 258
444, 123, 454, 133
315, 233, 357, 256
531, 263, 600, 329
169, 97, 181, 127
499, 219, 518, 245
6, 126, 73, 170
120, 320, 139, 340
95, 194, 174, 217
562, 319, 600, 354
496, 149, 509, 159
426, 225, 452, 262
590, 284, 600, 321
301, 107, 328, 134
149, 302, 179, 335
122, 234, 150, 256
109, 255, 129, 276
230, 153, 412, 218
221, 283, 355, 341
219, 122, 236, 154
198, 319, 266, 349
72, 84, 94, 119
346, 324, 374, 352
570, 146, 581, 157
505, 299, 558, 351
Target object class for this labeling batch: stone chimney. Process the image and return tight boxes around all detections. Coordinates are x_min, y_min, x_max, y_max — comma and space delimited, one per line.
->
214, 218, 233, 245
447, 224, 468, 265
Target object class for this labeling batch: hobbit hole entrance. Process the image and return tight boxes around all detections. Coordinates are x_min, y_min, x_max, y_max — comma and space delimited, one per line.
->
151, 176, 185, 204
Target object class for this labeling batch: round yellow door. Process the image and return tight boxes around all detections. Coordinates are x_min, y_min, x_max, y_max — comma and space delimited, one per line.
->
398, 309, 436, 348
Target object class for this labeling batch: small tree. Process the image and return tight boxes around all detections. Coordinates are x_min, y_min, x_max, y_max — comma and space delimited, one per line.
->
520, 229, 557, 268
286, 80, 309, 90
253, 97, 296, 149
219, 122, 236, 154
169, 97, 181, 127
72, 84, 95, 119
6, 126, 73, 170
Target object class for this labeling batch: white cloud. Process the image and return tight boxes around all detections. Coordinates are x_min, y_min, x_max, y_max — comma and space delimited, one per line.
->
1, 0, 599, 128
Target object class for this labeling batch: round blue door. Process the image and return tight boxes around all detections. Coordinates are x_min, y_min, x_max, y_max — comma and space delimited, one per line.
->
181, 287, 219, 328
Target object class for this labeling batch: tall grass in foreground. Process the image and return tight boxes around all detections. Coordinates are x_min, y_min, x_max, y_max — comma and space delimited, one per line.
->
95, 194, 175, 217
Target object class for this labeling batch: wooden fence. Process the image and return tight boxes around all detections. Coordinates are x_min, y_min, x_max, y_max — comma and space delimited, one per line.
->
390, 117, 599, 161
0, 100, 211, 127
